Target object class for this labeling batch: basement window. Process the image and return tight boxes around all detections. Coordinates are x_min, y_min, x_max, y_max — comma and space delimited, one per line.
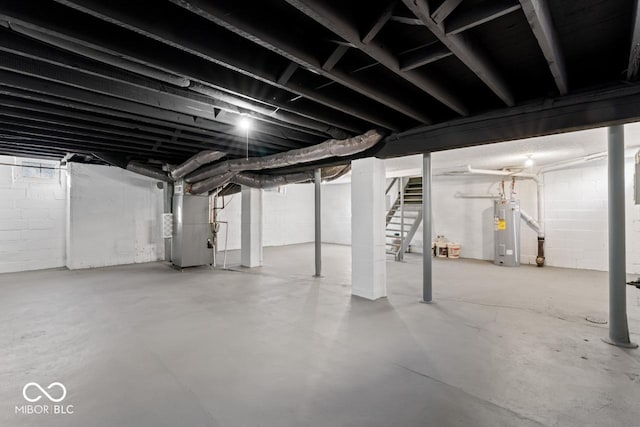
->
21, 161, 56, 179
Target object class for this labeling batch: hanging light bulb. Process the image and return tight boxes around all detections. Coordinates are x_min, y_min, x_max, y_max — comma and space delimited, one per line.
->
237, 116, 252, 131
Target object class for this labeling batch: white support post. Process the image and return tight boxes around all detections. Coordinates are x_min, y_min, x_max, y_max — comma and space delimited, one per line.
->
241, 186, 263, 268
351, 157, 387, 300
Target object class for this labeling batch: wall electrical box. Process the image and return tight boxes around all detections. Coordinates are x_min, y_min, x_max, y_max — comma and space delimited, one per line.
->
494, 199, 520, 267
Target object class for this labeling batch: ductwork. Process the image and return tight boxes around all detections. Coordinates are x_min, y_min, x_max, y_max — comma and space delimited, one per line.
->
169, 150, 226, 180
188, 170, 238, 194
231, 164, 351, 189
190, 164, 351, 194
126, 161, 172, 182
186, 129, 384, 184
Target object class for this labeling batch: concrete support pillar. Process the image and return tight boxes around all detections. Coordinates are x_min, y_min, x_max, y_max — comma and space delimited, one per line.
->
605, 125, 637, 348
351, 157, 386, 300
241, 186, 263, 268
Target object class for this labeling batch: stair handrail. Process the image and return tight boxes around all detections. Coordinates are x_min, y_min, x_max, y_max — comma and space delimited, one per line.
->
385, 177, 398, 195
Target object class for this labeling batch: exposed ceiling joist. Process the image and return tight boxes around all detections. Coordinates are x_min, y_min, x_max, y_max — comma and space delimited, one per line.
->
402, 0, 515, 106
0, 144, 64, 159
378, 85, 640, 157
0, 56, 315, 149
0, 108, 254, 156
164, 0, 416, 127
0, 35, 335, 141
0, 75, 296, 153
399, 44, 452, 72
431, 0, 464, 25
519, 0, 568, 95
322, 44, 350, 71
445, 0, 521, 35
276, 61, 299, 85
284, 0, 468, 117
0, 125, 188, 158
361, 1, 397, 44
0, 0, 383, 132
628, 0, 640, 80
0, 96, 272, 154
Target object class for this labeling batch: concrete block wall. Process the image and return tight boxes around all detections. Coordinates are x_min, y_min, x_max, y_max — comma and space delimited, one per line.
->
216, 184, 315, 251
543, 161, 608, 271
412, 176, 539, 264
321, 183, 351, 245
66, 163, 165, 269
0, 156, 67, 273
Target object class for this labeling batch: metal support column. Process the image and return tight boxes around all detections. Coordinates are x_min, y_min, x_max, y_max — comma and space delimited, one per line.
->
422, 153, 432, 303
605, 125, 637, 348
314, 168, 322, 277
399, 177, 405, 261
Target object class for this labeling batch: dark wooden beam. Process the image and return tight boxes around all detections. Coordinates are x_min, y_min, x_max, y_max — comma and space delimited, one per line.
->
445, 0, 521, 35
431, 0, 464, 25
362, 1, 396, 44
276, 61, 298, 85
399, 44, 452, 71
164, 0, 413, 128
0, 55, 311, 148
389, 16, 422, 25
0, 0, 384, 131
628, 0, 640, 80
519, 0, 568, 94
285, 0, 468, 118
402, 0, 515, 106
377, 84, 640, 157
322, 44, 349, 71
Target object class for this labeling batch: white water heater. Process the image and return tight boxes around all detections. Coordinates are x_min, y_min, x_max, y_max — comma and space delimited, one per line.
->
494, 199, 520, 267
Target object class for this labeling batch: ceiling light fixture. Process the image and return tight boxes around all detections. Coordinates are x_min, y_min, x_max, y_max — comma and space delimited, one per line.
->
238, 116, 252, 131
524, 156, 534, 168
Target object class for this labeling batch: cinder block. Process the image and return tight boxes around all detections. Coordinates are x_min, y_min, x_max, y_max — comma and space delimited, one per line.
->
0, 220, 27, 231
0, 230, 21, 240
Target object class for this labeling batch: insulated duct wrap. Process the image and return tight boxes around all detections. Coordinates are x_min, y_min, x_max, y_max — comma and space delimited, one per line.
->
188, 171, 237, 194
190, 164, 351, 193
233, 164, 351, 189
185, 129, 384, 183
169, 150, 226, 180
125, 162, 172, 182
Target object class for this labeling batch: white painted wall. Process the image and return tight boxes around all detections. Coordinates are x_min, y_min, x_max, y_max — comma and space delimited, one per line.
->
411, 175, 539, 264
0, 156, 66, 274
321, 183, 351, 245
318, 159, 640, 273
216, 184, 315, 251
66, 163, 165, 269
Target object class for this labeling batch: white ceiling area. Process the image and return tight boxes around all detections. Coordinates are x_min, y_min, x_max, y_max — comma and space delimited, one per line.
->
384, 122, 640, 177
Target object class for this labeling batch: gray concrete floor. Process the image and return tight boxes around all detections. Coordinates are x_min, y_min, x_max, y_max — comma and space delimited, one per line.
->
1, 243, 639, 427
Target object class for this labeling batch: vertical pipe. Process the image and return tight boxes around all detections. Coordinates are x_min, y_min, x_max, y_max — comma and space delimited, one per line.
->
164, 182, 173, 262
605, 125, 637, 347
399, 177, 405, 261
422, 153, 432, 302
314, 168, 322, 277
